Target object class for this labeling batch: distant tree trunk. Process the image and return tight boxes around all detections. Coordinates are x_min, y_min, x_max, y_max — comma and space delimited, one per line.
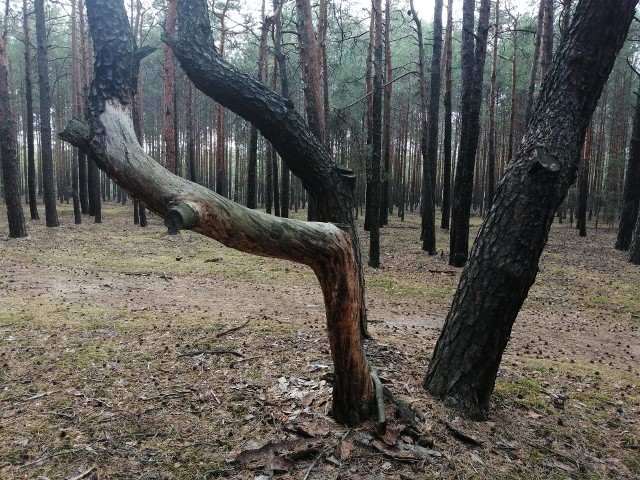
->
419, 0, 443, 254
78, 1, 90, 214
507, 10, 518, 164
440, 0, 453, 229
484, 0, 499, 213
63, 0, 377, 428
295, 0, 325, 141
23, 0, 39, 220
363, 11, 375, 232
525, 0, 544, 125
71, 0, 82, 224
34, 0, 59, 227
448, 0, 490, 266
425, 0, 635, 419
615, 89, 640, 250
540, 0, 554, 81
1, 3, 27, 238
273, 0, 290, 219
163, 0, 177, 174
630, 209, 640, 264
368, 0, 383, 268
577, 124, 592, 237
380, 0, 392, 226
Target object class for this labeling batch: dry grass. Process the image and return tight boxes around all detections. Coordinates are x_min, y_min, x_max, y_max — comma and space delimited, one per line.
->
0, 202, 638, 479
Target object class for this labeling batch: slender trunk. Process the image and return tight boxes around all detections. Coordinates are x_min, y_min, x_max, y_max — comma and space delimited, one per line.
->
577, 124, 592, 237
525, 0, 544, 125
380, 0, 392, 226
419, 0, 443, 254
1, 3, 27, 237
368, 0, 383, 268
616, 89, 640, 250
440, 0, 453, 229
34, 0, 59, 227
163, 0, 177, 174
485, 0, 499, 212
23, 0, 38, 220
449, 0, 491, 266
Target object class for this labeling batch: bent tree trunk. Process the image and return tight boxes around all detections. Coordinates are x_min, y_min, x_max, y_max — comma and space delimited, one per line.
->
424, 0, 636, 419
61, 0, 375, 427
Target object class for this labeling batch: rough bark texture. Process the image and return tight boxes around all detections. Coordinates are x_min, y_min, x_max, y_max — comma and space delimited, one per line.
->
295, 0, 324, 142
630, 209, 640, 264
448, 0, 490, 266
0, 19, 27, 238
420, 0, 443, 254
63, 0, 375, 427
577, 125, 591, 237
34, 0, 59, 227
368, 0, 382, 268
525, 0, 545, 125
425, 0, 636, 419
162, 0, 177, 174
23, 0, 38, 220
440, 0, 453, 230
615, 91, 640, 250
484, 0, 499, 213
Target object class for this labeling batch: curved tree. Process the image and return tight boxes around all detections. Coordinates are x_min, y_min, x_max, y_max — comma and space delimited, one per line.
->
424, 0, 636, 419
61, 0, 378, 427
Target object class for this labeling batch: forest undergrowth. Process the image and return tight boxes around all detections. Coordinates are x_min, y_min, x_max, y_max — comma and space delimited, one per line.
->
0, 203, 638, 479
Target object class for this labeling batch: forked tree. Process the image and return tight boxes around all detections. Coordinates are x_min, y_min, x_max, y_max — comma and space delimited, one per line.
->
61, 0, 377, 427
424, 0, 636, 419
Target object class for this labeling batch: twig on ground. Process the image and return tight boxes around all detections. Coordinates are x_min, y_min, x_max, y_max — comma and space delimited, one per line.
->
523, 437, 581, 469
230, 355, 262, 367
301, 444, 334, 480
178, 349, 244, 358
216, 319, 250, 338
20, 447, 86, 468
67, 466, 97, 480
370, 367, 387, 434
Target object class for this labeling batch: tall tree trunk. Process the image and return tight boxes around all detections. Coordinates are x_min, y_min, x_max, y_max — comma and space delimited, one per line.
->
1, 1, 27, 237
440, 0, 453, 229
577, 124, 592, 237
616, 87, 640, 250
540, 0, 554, 81
23, 0, 39, 220
629, 208, 640, 264
485, 0, 499, 213
418, 0, 443, 254
64, 0, 378, 428
525, 0, 545, 125
380, 0, 392, 226
507, 10, 518, 164
363, 11, 375, 232
295, 0, 325, 141
448, 0, 490, 266
71, 0, 82, 224
425, 0, 636, 419
368, 0, 383, 268
34, 0, 59, 227
163, 0, 177, 174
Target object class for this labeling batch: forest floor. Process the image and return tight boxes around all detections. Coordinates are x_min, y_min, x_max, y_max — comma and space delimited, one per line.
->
0, 202, 638, 480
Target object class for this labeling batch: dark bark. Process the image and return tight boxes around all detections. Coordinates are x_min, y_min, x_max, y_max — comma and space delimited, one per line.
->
380, 0, 392, 226
576, 125, 591, 237
448, 0, 490, 266
525, 0, 544, 125
0, 14, 27, 238
368, 0, 383, 268
163, 0, 177, 174
23, 0, 38, 220
425, 0, 636, 419
630, 208, 640, 264
440, 0, 453, 230
63, 0, 376, 428
420, 0, 443, 254
615, 91, 640, 250
485, 0, 499, 213
34, 0, 59, 227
